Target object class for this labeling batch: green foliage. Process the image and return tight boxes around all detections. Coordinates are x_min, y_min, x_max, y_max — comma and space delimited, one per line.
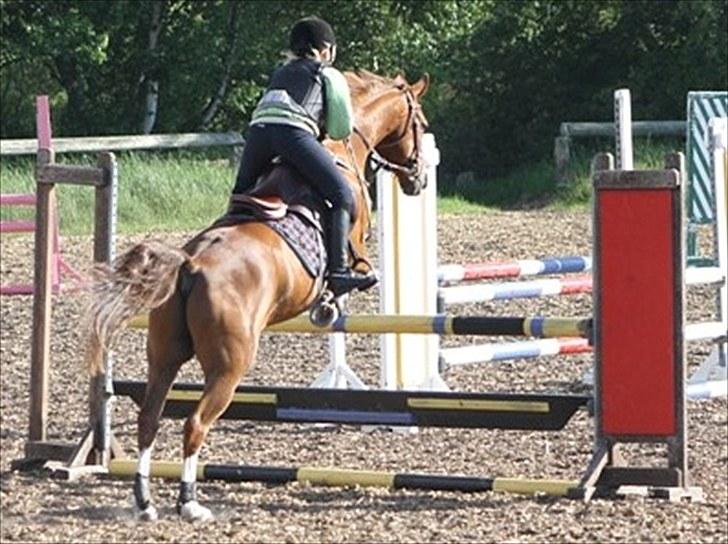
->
1, 0, 726, 201
434, 0, 726, 182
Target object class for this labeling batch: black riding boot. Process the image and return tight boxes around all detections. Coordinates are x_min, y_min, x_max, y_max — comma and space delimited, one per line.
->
326, 208, 377, 296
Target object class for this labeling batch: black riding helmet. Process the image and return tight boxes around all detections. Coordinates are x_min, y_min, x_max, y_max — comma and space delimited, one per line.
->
289, 16, 336, 56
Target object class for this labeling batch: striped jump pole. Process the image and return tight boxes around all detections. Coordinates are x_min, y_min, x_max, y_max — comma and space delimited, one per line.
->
267, 315, 591, 338
438, 275, 592, 305
377, 139, 594, 386
128, 313, 592, 339
437, 256, 592, 285
439, 338, 591, 368
434, 256, 593, 369
108, 459, 577, 497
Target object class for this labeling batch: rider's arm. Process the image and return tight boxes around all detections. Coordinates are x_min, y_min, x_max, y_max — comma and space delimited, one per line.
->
322, 67, 354, 140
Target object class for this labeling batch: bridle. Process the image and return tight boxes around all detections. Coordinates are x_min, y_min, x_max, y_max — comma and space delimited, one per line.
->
351, 84, 428, 190
338, 82, 428, 269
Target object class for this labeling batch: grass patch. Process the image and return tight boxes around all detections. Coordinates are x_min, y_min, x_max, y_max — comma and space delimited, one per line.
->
0, 138, 686, 234
548, 136, 685, 210
1, 150, 235, 235
438, 195, 496, 214
439, 158, 561, 210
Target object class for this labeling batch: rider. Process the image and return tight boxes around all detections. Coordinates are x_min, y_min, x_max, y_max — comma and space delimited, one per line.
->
231, 16, 376, 296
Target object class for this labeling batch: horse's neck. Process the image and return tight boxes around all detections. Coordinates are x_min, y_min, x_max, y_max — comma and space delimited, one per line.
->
323, 87, 405, 228
341, 90, 405, 259
354, 90, 406, 155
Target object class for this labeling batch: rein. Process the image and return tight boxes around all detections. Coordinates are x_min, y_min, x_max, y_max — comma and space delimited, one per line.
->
344, 136, 373, 230
342, 138, 375, 272
337, 83, 427, 273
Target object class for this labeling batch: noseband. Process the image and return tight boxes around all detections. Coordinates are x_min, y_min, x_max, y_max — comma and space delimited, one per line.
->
352, 85, 428, 188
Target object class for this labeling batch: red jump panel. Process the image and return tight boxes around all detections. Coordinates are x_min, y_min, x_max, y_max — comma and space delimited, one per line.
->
598, 189, 677, 436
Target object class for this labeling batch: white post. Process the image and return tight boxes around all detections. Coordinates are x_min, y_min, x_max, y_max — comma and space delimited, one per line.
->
711, 118, 727, 354
615, 89, 634, 170
377, 170, 396, 389
378, 134, 447, 390
688, 117, 728, 399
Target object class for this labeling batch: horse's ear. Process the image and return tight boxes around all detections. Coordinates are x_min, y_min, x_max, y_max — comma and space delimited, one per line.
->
412, 73, 430, 98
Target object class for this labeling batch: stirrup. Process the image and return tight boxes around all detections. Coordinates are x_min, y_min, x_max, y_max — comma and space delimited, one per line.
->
309, 290, 343, 327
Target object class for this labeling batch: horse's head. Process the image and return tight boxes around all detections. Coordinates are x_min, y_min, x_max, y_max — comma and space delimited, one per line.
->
347, 71, 431, 196
372, 73, 430, 196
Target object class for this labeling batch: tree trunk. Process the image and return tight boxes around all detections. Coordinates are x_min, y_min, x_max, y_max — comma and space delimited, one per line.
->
140, 0, 166, 134
198, 1, 240, 130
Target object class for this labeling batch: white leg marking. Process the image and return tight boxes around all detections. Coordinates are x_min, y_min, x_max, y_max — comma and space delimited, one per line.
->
138, 447, 152, 477
135, 446, 158, 521
181, 452, 199, 482
179, 452, 212, 521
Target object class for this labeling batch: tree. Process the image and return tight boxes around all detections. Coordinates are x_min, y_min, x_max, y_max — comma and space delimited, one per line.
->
1, 0, 725, 192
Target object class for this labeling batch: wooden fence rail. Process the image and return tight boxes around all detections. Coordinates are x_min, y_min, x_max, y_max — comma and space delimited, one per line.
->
0, 132, 245, 167
554, 120, 685, 184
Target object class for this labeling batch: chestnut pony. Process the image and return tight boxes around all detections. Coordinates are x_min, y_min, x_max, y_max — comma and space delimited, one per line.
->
85, 71, 430, 521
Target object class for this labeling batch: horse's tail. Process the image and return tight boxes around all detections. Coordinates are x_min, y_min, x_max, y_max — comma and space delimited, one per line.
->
84, 240, 190, 376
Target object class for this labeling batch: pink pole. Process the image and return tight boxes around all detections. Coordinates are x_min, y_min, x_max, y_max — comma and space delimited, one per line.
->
35, 95, 59, 290
0, 284, 35, 296
1, 194, 38, 233
0, 194, 37, 206
36, 95, 52, 150
50, 209, 61, 289
0, 220, 36, 233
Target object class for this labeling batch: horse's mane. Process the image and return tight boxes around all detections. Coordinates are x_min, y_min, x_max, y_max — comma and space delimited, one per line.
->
345, 70, 404, 102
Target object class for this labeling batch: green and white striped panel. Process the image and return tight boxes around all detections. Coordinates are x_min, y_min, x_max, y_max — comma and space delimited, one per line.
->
687, 92, 728, 223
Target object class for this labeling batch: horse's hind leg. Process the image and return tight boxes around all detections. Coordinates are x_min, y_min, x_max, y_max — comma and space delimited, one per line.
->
176, 315, 260, 521
133, 294, 194, 521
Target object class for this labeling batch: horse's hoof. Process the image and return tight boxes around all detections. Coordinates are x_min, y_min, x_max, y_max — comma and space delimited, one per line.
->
179, 500, 213, 522
136, 504, 159, 522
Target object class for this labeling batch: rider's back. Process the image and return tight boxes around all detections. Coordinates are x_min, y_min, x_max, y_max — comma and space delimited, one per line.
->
251, 58, 326, 137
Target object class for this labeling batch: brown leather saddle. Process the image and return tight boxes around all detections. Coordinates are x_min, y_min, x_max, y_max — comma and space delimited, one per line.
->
212, 163, 329, 279
225, 162, 327, 229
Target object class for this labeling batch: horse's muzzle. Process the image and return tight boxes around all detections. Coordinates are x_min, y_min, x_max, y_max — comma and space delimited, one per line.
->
401, 172, 427, 196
